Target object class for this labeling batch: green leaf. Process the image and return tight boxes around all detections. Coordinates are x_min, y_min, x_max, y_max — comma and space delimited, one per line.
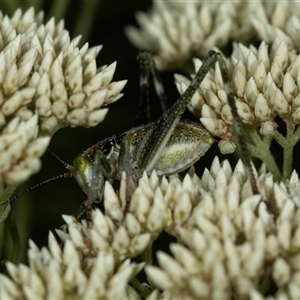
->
0, 185, 15, 222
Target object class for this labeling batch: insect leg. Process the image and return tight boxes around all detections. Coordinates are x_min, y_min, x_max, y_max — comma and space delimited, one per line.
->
136, 52, 219, 175
135, 51, 151, 126
70, 200, 88, 220
135, 51, 169, 127
118, 137, 135, 211
85, 149, 106, 222
143, 51, 169, 113
213, 51, 259, 195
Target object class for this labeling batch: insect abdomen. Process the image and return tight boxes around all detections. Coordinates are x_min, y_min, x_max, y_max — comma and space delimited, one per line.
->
154, 120, 215, 175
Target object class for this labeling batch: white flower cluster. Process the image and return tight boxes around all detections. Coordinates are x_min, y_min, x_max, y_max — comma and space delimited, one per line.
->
0, 7, 126, 135
56, 209, 151, 262
0, 7, 125, 186
250, 1, 300, 52
0, 114, 49, 184
126, 1, 235, 71
0, 232, 144, 299
2, 158, 300, 299
145, 158, 300, 299
126, 1, 300, 71
3, 2, 300, 299
175, 38, 300, 154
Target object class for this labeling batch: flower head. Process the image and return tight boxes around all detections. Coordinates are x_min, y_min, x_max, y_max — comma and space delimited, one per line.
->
0, 7, 126, 191
250, 1, 300, 52
0, 114, 49, 185
2, 158, 300, 299
143, 158, 300, 300
126, 1, 234, 71
126, 1, 300, 73
175, 38, 300, 155
0, 232, 144, 299
56, 208, 151, 262
0, 7, 126, 135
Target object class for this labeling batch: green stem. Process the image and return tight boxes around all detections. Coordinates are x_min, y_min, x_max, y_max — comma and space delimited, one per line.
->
258, 266, 272, 294
274, 121, 300, 180
0, 185, 16, 222
141, 242, 155, 289
141, 242, 153, 265
72, 1, 102, 44
46, 0, 71, 23
6, 209, 21, 263
0, 209, 21, 269
0, 185, 16, 205
283, 121, 294, 180
130, 278, 151, 298
247, 128, 282, 181
0, 220, 5, 270
292, 123, 300, 142
273, 130, 285, 147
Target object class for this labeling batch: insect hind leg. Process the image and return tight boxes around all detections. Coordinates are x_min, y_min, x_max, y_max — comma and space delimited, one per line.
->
212, 51, 259, 195
135, 51, 169, 126
145, 52, 169, 113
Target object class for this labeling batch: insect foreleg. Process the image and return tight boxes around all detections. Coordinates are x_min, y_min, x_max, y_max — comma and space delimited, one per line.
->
85, 150, 106, 221
118, 135, 136, 177
96, 150, 115, 179
71, 149, 114, 220
118, 136, 136, 210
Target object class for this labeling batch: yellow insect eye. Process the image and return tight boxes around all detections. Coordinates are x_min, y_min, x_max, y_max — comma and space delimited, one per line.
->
74, 156, 87, 172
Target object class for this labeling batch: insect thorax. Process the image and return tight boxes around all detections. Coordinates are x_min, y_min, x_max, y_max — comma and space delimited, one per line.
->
82, 134, 123, 177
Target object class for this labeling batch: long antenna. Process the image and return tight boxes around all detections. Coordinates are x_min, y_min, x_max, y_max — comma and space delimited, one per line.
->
47, 149, 73, 170
1, 173, 72, 207
1, 149, 74, 208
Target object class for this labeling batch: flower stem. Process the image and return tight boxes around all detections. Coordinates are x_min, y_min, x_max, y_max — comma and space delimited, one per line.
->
130, 278, 151, 298
46, 0, 72, 23
283, 121, 294, 180
141, 242, 153, 265
72, 1, 102, 44
274, 121, 300, 180
258, 266, 272, 294
247, 128, 282, 181
141, 242, 155, 289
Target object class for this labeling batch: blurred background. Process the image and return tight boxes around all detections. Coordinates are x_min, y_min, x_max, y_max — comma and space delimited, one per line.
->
1, 0, 226, 263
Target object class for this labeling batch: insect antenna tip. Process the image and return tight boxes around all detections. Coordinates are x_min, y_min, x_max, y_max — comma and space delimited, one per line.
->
47, 149, 72, 170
